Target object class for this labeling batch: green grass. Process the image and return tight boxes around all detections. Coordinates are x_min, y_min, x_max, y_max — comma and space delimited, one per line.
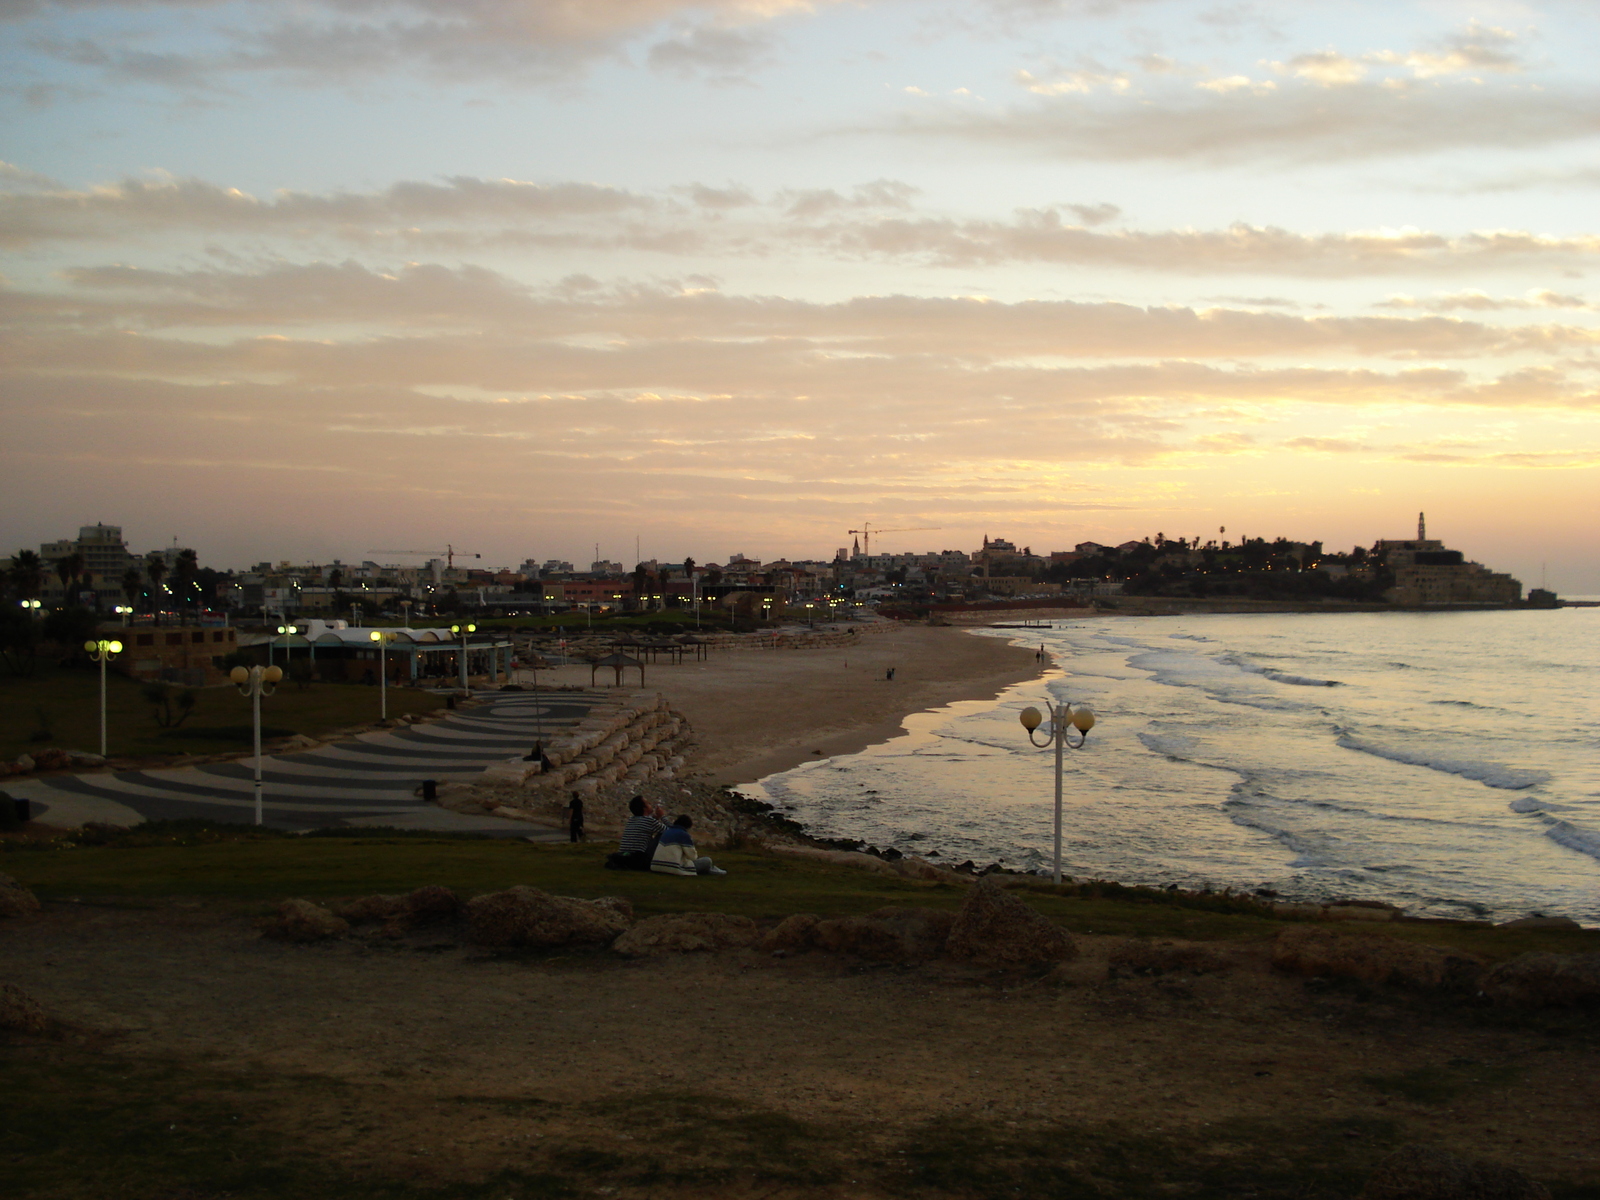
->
6, 827, 1599, 962
0, 662, 446, 761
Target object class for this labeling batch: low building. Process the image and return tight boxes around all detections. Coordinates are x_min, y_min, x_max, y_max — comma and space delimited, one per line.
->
122, 624, 240, 687
1377, 514, 1521, 607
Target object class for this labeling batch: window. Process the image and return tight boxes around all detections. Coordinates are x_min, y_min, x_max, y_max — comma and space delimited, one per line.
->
136, 634, 154, 647
212, 631, 228, 643
165, 633, 183, 646
192, 632, 204, 644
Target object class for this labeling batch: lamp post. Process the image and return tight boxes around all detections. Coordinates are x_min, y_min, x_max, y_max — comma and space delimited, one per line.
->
450, 622, 476, 695
369, 630, 396, 720
230, 665, 283, 826
400, 599, 413, 628
113, 604, 133, 626
20, 599, 41, 616
276, 623, 297, 675
1018, 699, 1097, 885
83, 638, 123, 757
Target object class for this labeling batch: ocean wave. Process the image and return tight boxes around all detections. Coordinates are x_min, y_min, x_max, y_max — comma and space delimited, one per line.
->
1228, 656, 1342, 687
1545, 820, 1600, 862
1337, 735, 1550, 790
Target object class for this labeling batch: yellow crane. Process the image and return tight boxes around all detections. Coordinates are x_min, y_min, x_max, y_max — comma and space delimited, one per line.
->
847, 523, 941, 558
368, 545, 482, 569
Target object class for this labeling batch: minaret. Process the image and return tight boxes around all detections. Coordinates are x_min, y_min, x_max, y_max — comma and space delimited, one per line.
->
1418, 512, 1426, 541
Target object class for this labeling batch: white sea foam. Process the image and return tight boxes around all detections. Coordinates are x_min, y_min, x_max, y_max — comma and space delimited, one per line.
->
1337, 735, 1550, 790
1228, 656, 1342, 687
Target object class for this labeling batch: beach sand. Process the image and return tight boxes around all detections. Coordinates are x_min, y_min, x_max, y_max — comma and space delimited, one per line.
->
528, 623, 1043, 785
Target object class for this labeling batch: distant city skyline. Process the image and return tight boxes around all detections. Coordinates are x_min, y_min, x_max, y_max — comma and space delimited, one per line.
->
4, 1, 1597, 593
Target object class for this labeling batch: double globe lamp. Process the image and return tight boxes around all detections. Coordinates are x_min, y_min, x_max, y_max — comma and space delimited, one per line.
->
1018, 700, 1097, 886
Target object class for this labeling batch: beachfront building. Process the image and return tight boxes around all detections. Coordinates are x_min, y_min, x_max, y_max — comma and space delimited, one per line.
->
1377, 514, 1521, 607
33, 524, 143, 610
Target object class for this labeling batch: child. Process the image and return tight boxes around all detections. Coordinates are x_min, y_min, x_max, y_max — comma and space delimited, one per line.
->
650, 815, 727, 876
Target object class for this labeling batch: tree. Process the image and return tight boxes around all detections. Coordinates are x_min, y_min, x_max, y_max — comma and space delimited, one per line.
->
682, 556, 695, 581
122, 567, 144, 611
173, 548, 199, 614
9, 551, 45, 601
55, 552, 85, 599
145, 552, 167, 597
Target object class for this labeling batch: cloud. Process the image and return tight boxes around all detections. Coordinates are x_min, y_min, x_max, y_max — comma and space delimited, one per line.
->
1269, 50, 1365, 87
1015, 66, 1130, 95
780, 179, 919, 219
1370, 21, 1523, 80
1282, 436, 1373, 453
1378, 289, 1591, 312
885, 75, 1600, 166
10, 0, 836, 87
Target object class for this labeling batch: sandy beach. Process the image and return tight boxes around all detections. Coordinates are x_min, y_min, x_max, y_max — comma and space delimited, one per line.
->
528, 623, 1043, 785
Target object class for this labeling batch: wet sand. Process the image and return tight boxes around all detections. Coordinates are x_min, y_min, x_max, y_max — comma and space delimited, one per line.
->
528, 623, 1043, 785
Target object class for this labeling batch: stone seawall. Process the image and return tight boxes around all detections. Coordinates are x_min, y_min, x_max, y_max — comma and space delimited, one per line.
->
478, 690, 693, 797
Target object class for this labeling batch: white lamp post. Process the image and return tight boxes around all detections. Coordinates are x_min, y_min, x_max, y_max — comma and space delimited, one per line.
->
230, 665, 283, 825
113, 604, 133, 626
276, 623, 297, 674
450, 622, 476, 695
83, 638, 123, 757
369, 630, 396, 719
1018, 699, 1097, 885
20, 599, 41, 616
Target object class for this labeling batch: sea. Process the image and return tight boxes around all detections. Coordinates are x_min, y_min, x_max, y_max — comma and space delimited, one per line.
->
744, 607, 1600, 924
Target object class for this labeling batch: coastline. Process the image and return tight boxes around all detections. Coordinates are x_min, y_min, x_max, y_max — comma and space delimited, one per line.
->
632, 623, 1042, 786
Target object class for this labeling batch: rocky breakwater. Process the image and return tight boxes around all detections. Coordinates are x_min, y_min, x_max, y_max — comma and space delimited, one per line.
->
479, 689, 693, 794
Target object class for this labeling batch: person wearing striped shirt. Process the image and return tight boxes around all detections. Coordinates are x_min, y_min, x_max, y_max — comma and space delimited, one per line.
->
616, 795, 663, 870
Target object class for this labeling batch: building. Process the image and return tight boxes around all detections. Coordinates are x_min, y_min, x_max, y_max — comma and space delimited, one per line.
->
1378, 514, 1521, 607
123, 624, 240, 687
35, 524, 142, 610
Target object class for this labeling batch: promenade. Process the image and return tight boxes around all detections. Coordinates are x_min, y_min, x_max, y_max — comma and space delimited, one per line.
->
7, 690, 594, 835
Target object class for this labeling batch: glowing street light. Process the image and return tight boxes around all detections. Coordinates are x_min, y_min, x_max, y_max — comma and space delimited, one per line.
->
19, 599, 41, 616
449, 622, 476, 695
369, 630, 397, 719
1018, 699, 1098, 885
113, 604, 133, 626
230, 664, 284, 825
83, 638, 123, 757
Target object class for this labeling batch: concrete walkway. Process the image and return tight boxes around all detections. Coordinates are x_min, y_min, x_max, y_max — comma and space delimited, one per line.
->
8, 690, 595, 836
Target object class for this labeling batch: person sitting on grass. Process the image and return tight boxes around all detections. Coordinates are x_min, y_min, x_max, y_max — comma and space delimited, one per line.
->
650, 814, 727, 877
613, 795, 664, 871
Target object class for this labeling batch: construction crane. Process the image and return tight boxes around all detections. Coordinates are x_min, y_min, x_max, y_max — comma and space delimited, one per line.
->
847, 523, 941, 558
368, 545, 482, 569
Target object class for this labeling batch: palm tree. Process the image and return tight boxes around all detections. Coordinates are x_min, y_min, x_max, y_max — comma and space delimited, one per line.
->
145, 553, 167, 612
173, 548, 198, 618
9, 551, 44, 600
122, 566, 144, 612
56, 552, 85, 601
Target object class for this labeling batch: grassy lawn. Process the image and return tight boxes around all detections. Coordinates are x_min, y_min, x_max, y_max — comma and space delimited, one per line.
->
6, 827, 1598, 958
0, 664, 446, 761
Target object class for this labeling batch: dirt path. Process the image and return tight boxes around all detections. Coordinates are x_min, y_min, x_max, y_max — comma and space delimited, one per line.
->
5, 902, 1597, 1198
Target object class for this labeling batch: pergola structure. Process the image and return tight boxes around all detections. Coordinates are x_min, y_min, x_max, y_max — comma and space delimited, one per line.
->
590, 651, 645, 688
289, 625, 515, 685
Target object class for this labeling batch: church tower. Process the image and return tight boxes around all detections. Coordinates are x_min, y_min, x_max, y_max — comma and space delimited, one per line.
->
1418, 512, 1426, 541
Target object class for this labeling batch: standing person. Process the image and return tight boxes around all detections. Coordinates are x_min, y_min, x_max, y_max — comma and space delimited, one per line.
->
615, 795, 664, 870
565, 792, 585, 843
650, 815, 727, 876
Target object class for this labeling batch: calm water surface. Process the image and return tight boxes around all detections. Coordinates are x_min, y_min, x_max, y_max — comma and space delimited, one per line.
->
745, 609, 1600, 923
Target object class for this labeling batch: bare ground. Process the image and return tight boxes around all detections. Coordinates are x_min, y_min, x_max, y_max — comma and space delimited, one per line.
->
5, 900, 1598, 1198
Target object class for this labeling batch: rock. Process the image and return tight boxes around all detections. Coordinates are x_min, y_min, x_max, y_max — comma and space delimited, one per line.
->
813, 907, 955, 961
260, 898, 350, 943
13, 754, 34, 773
1108, 939, 1231, 978
334, 894, 406, 924
0, 872, 42, 919
402, 884, 463, 926
1271, 927, 1484, 992
945, 880, 1077, 965
466, 886, 632, 949
1478, 952, 1600, 1008
30, 748, 71, 772
612, 912, 759, 957
759, 913, 822, 953
66, 751, 106, 768
1496, 916, 1582, 931
0, 983, 50, 1033
1357, 1145, 1551, 1200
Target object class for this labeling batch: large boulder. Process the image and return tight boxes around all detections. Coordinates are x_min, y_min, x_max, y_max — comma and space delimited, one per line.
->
0, 872, 42, 919
335, 885, 464, 936
1478, 953, 1600, 1008
466, 886, 632, 949
945, 880, 1076, 966
0, 983, 50, 1033
1271, 928, 1483, 992
260, 899, 349, 943
759, 913, 822, 953
612, 912, 758, 957
1357, 1145, 1550, 1200
1108, 938, 1231, 978
813, 907, 955, 961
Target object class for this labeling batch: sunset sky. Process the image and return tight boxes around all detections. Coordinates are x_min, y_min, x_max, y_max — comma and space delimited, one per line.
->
3, 0, 1597, 591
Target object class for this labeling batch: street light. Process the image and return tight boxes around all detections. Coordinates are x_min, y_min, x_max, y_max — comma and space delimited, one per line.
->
449, 622, 476, 695
83, 638, 123, 757
276, 623, 297, 674
1018, 699, 1097, 885
19, 599, 41, 616
113, 604, 133, 626
230, 665, 284, 826
369, 630, 396, 719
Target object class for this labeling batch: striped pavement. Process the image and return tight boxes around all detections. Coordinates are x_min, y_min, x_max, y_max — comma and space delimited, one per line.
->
7, 690, 596, 835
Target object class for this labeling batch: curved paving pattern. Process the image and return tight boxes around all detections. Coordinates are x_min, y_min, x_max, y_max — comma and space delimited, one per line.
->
9, 691, 596, 834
